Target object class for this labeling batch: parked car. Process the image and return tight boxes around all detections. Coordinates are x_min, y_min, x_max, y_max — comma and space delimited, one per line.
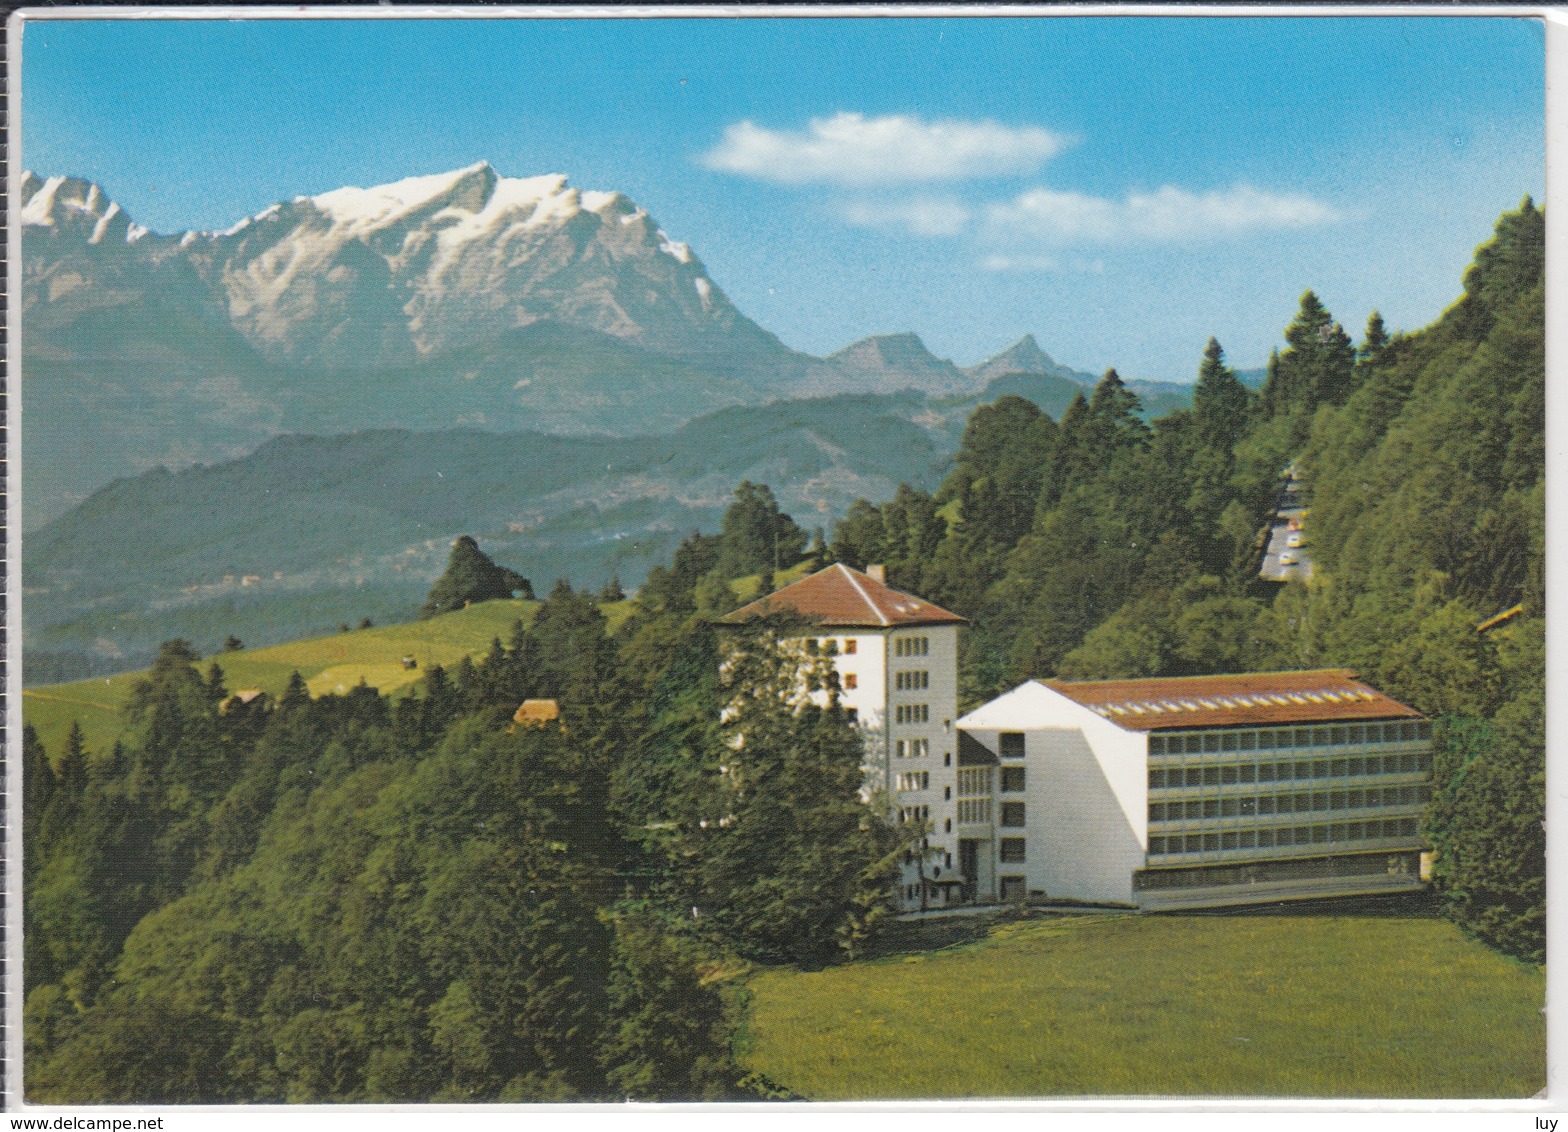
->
1279, 552, 1299, 566
1286, 532, 1304, 548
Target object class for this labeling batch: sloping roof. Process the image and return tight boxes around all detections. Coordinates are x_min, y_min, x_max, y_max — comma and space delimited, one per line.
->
958, 730, 999, 766
513, 699, 561, 726
1039, 669, 1424, 731
720, 563, 965, 629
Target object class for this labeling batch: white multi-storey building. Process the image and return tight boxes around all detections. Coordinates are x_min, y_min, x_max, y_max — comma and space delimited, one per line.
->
722, 563, 965, 911
957, 670, 1433, 910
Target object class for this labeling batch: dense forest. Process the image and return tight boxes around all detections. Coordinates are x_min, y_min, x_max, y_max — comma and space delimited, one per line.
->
23, 202, 1544, 1101
830, 200, 1545, 961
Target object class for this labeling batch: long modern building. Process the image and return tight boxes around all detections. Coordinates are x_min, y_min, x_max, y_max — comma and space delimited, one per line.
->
956, 671, 1433, 910
722, 563, 966, 911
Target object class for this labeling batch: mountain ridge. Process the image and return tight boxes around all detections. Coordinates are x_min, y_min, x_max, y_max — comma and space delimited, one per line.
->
22, 164, 1154, 528
26, 363, 1182, 677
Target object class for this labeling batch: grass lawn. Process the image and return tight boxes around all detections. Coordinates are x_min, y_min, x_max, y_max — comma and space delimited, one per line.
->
23, 598, 551, 760
742, 913, 1544, 1100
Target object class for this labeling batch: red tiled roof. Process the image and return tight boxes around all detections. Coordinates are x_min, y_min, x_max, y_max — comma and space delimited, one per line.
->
1040, 669, 1424, 731
720, 563, 965, 628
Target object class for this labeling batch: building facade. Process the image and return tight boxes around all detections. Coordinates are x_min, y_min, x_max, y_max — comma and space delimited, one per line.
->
722, 563, 965, 911
956, 671, 1432, 911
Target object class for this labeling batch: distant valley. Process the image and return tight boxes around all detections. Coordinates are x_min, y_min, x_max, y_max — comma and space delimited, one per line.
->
21, 163, 1198, 678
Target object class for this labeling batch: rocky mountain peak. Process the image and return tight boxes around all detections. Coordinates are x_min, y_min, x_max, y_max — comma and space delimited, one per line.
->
23, 164, 796, 375
20, 171, 139, 246
965, 334, 1062, 383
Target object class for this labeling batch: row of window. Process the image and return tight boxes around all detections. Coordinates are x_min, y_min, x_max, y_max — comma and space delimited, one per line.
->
1150, 783, 1429, 824
895, 636, 931, 657
958, 767, 992, 796
810, 638, 857, 655
895, 704, 931, 724
1147, 719, 1432, 757
894, 738, 931, 758
958, 768, 1025, 794
894, 669, 930, 691
1149, 816, 1420, 856
957, 798, 991, 823
898, 804, 932, 823
1149, 752, 1430, 789
896, 771, 931, 792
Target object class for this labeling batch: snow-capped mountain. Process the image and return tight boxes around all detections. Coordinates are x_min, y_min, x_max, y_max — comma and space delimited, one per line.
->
19, 163, 1123, 528
22, 162, 798, 375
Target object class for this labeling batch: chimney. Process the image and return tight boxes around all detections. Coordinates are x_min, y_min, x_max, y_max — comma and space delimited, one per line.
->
866, 564, 886, 583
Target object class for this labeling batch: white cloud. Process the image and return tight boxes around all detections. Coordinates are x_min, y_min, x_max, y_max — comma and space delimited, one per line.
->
981, 253, 1106, 275
700, 112, 1069, 186
839, 197, 973, 236
985, 183, 1339, 245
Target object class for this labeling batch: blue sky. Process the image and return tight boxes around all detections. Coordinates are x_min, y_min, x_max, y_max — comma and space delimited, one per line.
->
19, 14, 1544, 380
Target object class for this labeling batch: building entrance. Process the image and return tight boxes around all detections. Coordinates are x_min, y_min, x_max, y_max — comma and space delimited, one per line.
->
959, 839, 980, 904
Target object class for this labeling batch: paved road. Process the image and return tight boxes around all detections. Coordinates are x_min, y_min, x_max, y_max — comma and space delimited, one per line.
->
1259, 474, 1314, 581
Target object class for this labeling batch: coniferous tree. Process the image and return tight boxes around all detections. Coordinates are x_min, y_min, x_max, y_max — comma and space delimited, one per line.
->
421, 536, 531, 618
600, 910, 742, 1100
1036, 390, 1091, 510
1358, 310, 1391, 367
23, 725, 55, 883
1192, 338, 1251, 452
1268, 291, 1358, 418
806, 527, 831, 570
829, 499, 886, 570
715, 482, 807, 580
676, 616, 900, 965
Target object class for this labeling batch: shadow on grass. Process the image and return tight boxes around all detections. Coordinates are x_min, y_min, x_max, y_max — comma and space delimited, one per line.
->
1171, 888, 1443, 919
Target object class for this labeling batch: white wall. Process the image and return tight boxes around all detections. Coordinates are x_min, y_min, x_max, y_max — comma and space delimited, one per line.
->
817, 632, 886, 733
801, 624, 963, 908
958, 682, 1148, 906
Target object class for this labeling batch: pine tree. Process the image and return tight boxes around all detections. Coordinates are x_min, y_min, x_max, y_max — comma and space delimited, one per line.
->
680, 616, 900, 965
600, 911, 741, 1100
1358, 310, 1391, 367
829, 500, 885, 571
1192, 338, 1251, 452
807, 527, 831, 571
23, 725, 55, 886
716, 482, 807, 580
1276, 291, 1357, 412
1085, 368, 1146, 445
204, 662, 228, 704
1037, 391, 1090, 510
280, 671, 311, 709
421, 536, 531, 618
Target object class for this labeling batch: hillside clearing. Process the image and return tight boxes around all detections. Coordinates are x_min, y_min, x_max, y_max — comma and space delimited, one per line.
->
23, 598, 554, 759
742, 913, 1544, 1100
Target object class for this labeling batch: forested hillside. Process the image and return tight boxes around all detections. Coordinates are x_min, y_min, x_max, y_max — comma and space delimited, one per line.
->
24, 495, 898, 1102
828, 200, 1544, 961
23, 202, 1544, 1101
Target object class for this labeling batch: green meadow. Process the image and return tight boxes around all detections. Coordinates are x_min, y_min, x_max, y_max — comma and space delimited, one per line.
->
742, 913, 1544, 1100
21, 598, 571, 758
20, 560, 805, 761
